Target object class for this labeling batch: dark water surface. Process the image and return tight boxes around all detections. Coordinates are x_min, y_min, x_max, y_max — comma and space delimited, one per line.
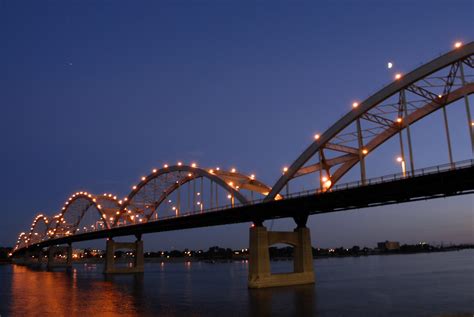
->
0, 250, 473, 316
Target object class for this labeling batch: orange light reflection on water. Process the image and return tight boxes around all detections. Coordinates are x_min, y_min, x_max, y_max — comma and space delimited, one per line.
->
11, 265, 140, 316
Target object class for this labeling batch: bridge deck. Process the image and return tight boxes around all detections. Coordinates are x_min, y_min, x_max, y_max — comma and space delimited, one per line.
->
17, 162, 474, 253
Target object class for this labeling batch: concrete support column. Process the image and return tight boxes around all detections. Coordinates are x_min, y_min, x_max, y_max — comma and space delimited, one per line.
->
22, 250, 34, 265
104, 239, 116, 273
104, 238, 144, 274
293, 227, 314, 275
134, 240, 144, 271
66, 243, 73, 267
47, 247, 54, 268
248, 226, 271, 284
248, 224, 315, 288
47, 245, 72, 269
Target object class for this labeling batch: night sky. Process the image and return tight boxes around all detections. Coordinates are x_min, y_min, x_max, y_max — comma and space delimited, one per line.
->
1, 1, 473, 250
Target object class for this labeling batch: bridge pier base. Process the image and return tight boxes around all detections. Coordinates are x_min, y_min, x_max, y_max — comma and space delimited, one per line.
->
248, 225, 315, 288
47, 243, 73, 269
104, 238, 144, 274
14, 249, 41, 266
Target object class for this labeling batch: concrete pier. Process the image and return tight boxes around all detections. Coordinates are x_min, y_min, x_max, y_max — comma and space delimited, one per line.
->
104, 238, 144, 274
47, 243, 72, 269
248, 225, 314, 288
13, 249, 42, 266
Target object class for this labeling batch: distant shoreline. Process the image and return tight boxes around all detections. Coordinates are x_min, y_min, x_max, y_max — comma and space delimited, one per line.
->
3, 246, 472, 265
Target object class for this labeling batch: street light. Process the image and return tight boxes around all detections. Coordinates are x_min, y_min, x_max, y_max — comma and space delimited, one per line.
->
397, 156, 406, 177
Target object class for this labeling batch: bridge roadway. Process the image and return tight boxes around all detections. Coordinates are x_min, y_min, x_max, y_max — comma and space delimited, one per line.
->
22, 160, 474, 251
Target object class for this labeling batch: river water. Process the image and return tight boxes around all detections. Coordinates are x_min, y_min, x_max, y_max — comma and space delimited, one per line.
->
0, 250, 473, 316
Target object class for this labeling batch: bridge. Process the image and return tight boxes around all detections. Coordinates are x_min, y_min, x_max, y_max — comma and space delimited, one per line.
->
12, 41, 474, 288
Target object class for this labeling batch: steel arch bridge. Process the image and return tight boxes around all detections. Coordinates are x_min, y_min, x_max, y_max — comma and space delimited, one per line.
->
12, 42, 474, 277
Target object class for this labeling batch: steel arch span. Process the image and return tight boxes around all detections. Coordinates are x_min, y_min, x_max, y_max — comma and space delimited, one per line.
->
13, 214, 51, 251
27, 214, 50, 246
50, 191, 122, 238
265, 41, 474, 201
114, 164, 279, 225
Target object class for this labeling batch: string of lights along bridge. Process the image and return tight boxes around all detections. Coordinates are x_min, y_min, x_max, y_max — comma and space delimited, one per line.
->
13, 41, 474, 288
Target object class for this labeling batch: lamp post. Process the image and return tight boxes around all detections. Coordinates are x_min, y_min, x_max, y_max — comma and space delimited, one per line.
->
397, 157, 406, 177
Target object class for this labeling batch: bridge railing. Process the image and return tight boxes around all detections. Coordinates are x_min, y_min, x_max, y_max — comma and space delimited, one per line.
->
281, 158, 474, 200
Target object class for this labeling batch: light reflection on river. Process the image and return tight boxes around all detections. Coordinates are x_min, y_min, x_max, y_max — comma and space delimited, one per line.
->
1, 250, 473, 316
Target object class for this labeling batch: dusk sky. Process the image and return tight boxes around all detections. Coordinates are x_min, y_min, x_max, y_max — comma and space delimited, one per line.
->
1, 1, 472, 250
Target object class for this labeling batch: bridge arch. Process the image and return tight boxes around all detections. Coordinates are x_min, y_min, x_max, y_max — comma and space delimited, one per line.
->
266, 42, 474, 200
14, 232, 28, 251
51, 192, 121, 238
27, 214, 50, 246
115, 164, 278, 224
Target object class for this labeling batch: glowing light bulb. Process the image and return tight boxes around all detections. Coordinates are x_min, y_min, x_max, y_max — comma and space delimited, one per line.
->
395, 73, 402, 80
454, 41, 462, 49
352, 102, 359, 108
314, 134, 320, 140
